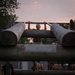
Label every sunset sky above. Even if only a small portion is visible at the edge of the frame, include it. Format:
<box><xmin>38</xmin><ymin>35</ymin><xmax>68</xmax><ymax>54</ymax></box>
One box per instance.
<box><xmin>15</xmin><ymin>0</ymin><xmax>75</xmax><ymax>23</ymax></box>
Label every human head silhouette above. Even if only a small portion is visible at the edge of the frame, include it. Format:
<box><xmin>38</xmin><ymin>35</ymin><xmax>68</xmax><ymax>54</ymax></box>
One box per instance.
<box><xmin>36</xmin><ymin>24</ymin><xmax>41</xmax><ymax>30</ymax></box>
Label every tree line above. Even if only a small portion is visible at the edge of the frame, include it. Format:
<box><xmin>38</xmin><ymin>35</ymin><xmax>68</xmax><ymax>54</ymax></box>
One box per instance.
<box><xmin>0</xmin><ymin>0</ymin><xmax>19</xmax><ymax>29</ymax></box>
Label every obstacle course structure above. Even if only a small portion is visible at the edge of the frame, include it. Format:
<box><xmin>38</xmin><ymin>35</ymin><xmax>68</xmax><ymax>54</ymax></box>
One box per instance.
<box><xmin>0</xmin><ymin>21</ymin><xmax>75</xmax><ymax>75</ymax></box>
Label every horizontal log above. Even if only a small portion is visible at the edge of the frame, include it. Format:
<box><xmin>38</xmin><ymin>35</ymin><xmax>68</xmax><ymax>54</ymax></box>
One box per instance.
<box><xmin>14</xmin><ymin>70</ymin><xmax>75</xmax><ymax>75</ymax></box>
<box><xmin>49</xmin><ymin>24</ymin><xmax>75</xmax><ymax>46</ymax></box>
<box><xmin>0</xmin><ymin>22</ymin><xmax>25</xmax><ymax>46</ymax></box>
<box><xmin>22</xmin><ymin>30</ymin><xmax>55</xmax><ymax>38</ymax></box>
<box><xmin>25</xmin><ymin>22</ymin><xmax>69</xmax><ymax>25</ymax></box>
<box><xmin>0</xmin><ymin>44</ymin><xmax>75</xmax><ymax>61</ymax></box>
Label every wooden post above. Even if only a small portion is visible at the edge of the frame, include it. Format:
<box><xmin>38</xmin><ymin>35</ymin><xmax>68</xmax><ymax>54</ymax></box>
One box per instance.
<box><xmin>44</xmin><ymin>22</ymin><xmax>47</xmax><ymax>30</ymax></box>
<box><xmin>28</xmin><ymin>21</ymin><xmax>30</xmax><ymax>30</ymax></box>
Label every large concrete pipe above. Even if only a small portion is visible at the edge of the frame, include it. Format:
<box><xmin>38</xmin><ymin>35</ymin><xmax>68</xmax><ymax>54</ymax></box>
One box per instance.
<box><xmin>0</xmin><ymin>44</ymin><xmax>75</xmax><ymax>61</ymax></box>
<box><xmin>47</xmin><ymin>23</ymin><xmax>75</xmax><ymax>46</ymax></box>
<box><xmin>0</xmin><ymin>22</ymin><xmax>25</xmax><ymax>46</ymax></box>
<box><xmin>22</xmin><ymin>30</ymin><xmax>55</xmax><ymax>38</ymax></box>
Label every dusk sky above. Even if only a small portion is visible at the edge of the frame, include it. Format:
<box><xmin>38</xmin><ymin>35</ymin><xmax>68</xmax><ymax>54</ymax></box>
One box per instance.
<box><xmin>15</xmin><ymin>0</ymin><xmax>75</xmax><ymax>23</ymax></box>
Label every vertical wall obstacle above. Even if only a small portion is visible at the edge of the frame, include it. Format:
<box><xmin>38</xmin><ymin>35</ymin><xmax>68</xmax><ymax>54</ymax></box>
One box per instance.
<box><xmin>0</xmin><ymin>22</ymin><xmax>25</xmax><ymax>46</ymax></box>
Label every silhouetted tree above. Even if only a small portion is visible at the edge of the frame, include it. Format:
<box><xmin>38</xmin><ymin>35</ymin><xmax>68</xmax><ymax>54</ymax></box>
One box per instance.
<box><xmin>0</xmin><ymin>0</ymin><xmax>19</xmax><ymax>29</ymax></box>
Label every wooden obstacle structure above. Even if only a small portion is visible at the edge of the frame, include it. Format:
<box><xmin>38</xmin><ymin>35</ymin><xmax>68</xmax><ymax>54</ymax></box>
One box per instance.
<box><xmin>22</xmin><ymin>30</ymin><xmax>55</xmax><ymax>38</ymax></box>
<box><xmin>0</xmin><ymin>44</ymin><xmax>75</xmax><ymax>61</ymax></box>
<box><xmin>14</xmin><ymin>70</ymin><xmax>75</xmax><ymax>75</ymax></box>
<box><xmin>0</xmin><ymin>21</ymin><xmax>75</xmax><ymax>75</ymax></box>
<box><xmin>0</xmin><ymin>22</ymin><xmax>75</xmax><ymax>46</ymax></box>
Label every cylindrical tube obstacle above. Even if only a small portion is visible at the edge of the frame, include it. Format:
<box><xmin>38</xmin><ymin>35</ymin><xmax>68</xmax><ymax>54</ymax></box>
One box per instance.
<box><xmin>0</xmin><ymin>22</ymin><xmax>25</xmax><ymax>46</ymax></box>
<box><xmin>48</xmin><ymin>23</ymin><xmax>75</xmax><ymax>46</ymax></box>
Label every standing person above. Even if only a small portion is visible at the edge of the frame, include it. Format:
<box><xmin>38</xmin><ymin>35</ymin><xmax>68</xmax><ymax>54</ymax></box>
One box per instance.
<box><xmin>28</xmin><ymin>22</ymin><xmax>46</xmax><ymax>70</ymax></box>
<box><xmin>28</xmin><ymin>23</ymin><xmax>47</xmax><ymax>44</ymax></box>
<box><xmin>63</xmin><ymin>62</ymin><xmax>69</xmax><ymax>71</ymax></box>
<box><xmin>2</xmin><ymin>62</ymin><xmax>14</xmax><ymax>75</ymax></box>
<box><xmin>58</xmin><ymin>64</ymin><xmax>63</xmax><ymax>70</ymax></box>
<box><xmin>36</xmin><ymin>24</ymin><xmax>41</xmax><ymax>30</ymax></box>
<box><xmin>70</xmin><ymin>19</ymin><xmax>74</xmax><ymax>30</ymax></box>
<box><xmin>31</xmin><ymin>61</ymin><xmax>44</xmax><ymax>71</ymax></box>
<box><xmin>36</xmin><ymin>61</ymin><xmax>44</xmax><ymax>70</ymax></box>
<box><xmin>33</xmin><ymin>24</ymin><xmax>42</xmax><ymax>44</ymax></box>
<box><xmin>31</xmin><ymin>62</ymin><xmax>37</xmax><ymax>71</ymax></box>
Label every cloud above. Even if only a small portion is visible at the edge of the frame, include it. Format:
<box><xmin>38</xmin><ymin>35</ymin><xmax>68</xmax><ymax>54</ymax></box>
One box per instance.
<box><xmin>16</xmin><ymin>0</ymin><xmax>75</xmax><ymax>23</ymax></box>
<box><xmin>30</xmin><ymin>0</ymin><xmax>43</xmax><ymax>9</ymax></box>
<box><xmin>47</xmin><ymin>16</ymin><xmax>75</xmax><ymax>23</ymax></box>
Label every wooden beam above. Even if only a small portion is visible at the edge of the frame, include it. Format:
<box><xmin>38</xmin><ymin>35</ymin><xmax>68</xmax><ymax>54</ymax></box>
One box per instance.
<box><xmin>25</xmin><ymin>22</ymin><xmax>69</xmax><ymax>25</ymax></box>
<box><xmin>22</xmin><ymin>30</ymin><xmax>55</xmax><ymax>38</ymax></box>
<box><xmin>14</xmin><ymin>70</ymin><xmax>75</xmax><ymax>75</ymax></box>
<box><xmin>0</xmin><ymin>44</ymin><xmax>75</xmax><ymax>61</ymax></box>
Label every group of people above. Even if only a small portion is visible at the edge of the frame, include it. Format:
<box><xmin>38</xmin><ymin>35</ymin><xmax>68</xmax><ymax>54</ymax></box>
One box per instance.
<box><xmin>31</xmin><ymin>62</ymin><xmax>75</xmax><ymax>71</ymax></box>
<box><xmin>29</xmin><ymin>23</ymin><xmax>75</xmax><ymax>71</ymax></box>
<box><xmin>50</xmin><ymin>63</ymin><xmax>75</xmax><ymax>71</ymax></box>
